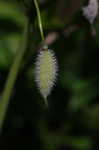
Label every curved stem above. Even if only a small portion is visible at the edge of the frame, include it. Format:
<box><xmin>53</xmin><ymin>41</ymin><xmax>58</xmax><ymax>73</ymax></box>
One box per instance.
<box><xmin>34</xmin><ymin>0</ymin><xmax>45</xmax><ymax>41</ymax></box>
<box><xmin>0</xmin><ymin>19</ymin><xmax>30</xmax><ymax>130</ymax></box>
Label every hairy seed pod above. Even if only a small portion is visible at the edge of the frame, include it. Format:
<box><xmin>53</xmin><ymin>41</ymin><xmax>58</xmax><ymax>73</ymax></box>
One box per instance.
<box><xmin>35</xmin><ymin>47</ymin><xmax>58</xmax><ymax>102</ymax></box>
<box><xmin>82</xmin><ymin>0</ymin><xmax>98</xmax><ymax>24</ymax></box>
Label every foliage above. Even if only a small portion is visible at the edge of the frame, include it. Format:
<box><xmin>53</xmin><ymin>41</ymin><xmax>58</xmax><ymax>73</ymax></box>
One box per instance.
<box><xmin>0</xmin><ymin>0</ymin><xmax>99</xmax><ymax>150</ymax></box>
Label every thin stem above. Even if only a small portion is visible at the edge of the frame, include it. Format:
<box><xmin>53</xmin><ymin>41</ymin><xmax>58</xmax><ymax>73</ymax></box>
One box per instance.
<box><xmin>0</xmin><ymin>19</ymin><xmax>30</xmax><ymax>130</ymax></box>
<box><xmin>44</xmin><ymin>97</ymin><xmax>48</xmax><ymax>108</ymax></box>
<box><xmin>34</xmin><ymin>0</ymin><xmax>45</xmax><ymax>41</ymax></box>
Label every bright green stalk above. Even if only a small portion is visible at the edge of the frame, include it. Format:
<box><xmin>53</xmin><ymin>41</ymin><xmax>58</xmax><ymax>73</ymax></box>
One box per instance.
<box><xmin>34</xmin><ymin>0</ymin><xmax>45</xmax><ymax>41</ymax></box>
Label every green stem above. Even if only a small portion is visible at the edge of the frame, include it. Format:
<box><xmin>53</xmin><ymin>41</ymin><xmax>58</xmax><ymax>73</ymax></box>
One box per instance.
<box><xmin>0</xmin><ymin>19</ymin><xmax>30</xmax><ymax>130</ymax></box>
<box><xmin>34</xmin><ymin>0</ymin><xmax>49</xmax><ymax>107</ymax></box>
<box><xmin>34</xmin><ymin>0</ymin><xmax>45</xmax><ymax>41</ymax></box>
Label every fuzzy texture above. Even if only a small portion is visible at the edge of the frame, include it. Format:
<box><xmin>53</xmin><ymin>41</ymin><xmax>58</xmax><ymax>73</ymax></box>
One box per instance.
<box><xmin>35</xmin><ymin>49</ymin><xmax>58</xmax><ymax>100</ymax></box>
<box><xmin>82</xmin><ymin>0</ymin><xmax>98</xmax><ymax>24</ymax></box>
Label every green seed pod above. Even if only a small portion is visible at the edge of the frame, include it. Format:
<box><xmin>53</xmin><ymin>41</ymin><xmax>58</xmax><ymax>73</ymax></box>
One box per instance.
<box><xmin>35</xmin><ymin>47</ymin><xmax>58</xmax><ymax>103</ymax></box>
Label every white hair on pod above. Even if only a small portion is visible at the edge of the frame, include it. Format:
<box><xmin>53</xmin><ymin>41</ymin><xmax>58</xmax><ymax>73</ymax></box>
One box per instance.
<box><xmin>82</xmin><ymin>0</ymin><xmax>98</xmax><ymax>24</ymax></box>
<box><xmin>35</xmin><ymin>47</ymin><xmax>58</xmax><ymax>101</ymax></box>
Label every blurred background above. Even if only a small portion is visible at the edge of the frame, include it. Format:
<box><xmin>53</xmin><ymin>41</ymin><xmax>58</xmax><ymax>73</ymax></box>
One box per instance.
<box><xmin>0</xmin><ymin>0</ymin><xmax>99</xmax><ymax>149</ymax></box>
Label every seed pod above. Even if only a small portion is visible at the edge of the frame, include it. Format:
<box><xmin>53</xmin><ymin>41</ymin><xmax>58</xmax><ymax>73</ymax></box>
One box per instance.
<box><xmin>35</xmin><ymin>46</ymin><xmax>58</xmax><ymax>104</ymax></box>
<box><xmin>82</xmin><ymin>0</ymin><xmax>98</xmax><ymax>24</ymax></box>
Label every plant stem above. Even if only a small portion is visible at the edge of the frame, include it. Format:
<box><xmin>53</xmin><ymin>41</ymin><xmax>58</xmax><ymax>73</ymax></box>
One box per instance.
<box><xmin>34</xmin><ymin>0</ymin><xmax>49</xmax><ymax>107</ymax></box>
<box><xmin>34</xmin><ymin>0</ymin><xmax>45</xmax><ymax>41</ymax></box>
<box><xmin>0</xmin><ymin>19</ymin><xmax>30</xmax><ymax>130</ymax></box>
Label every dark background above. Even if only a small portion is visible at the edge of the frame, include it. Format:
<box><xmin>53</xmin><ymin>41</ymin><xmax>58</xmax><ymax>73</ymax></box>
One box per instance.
<box><xmin>0</xmin><ymin>0</ymin><xmax>99</xmax><ymax>150</ymax></box>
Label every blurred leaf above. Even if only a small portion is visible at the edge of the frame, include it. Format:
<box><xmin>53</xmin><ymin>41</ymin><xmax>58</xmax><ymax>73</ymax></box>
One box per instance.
<box><xmin>0</xmin><ymin>1</ymin><xmax>25</xmax><ymax>27</ymax></box>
